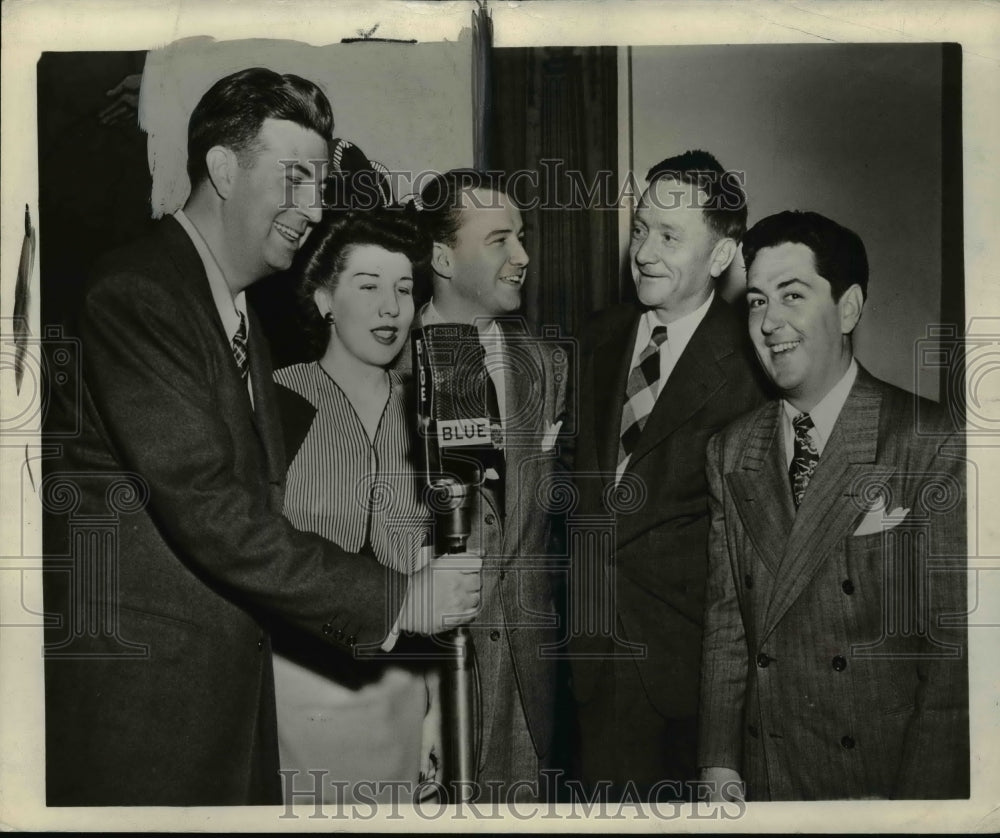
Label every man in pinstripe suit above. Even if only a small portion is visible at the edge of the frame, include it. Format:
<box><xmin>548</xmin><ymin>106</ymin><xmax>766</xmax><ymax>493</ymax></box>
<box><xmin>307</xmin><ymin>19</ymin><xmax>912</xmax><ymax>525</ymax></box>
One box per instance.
<box><xmin>698</xmin><ymin>210</ymin><xmax>968</xmax><ymax>800</ymax></box>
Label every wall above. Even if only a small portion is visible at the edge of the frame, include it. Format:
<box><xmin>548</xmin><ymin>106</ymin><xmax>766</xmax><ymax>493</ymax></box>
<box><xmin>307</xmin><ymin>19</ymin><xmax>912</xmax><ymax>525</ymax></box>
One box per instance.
<box><xmin>629</xmin><ymin>43</ymin><xmax>948</xmax><ymax>400</ymax></box>
<box><xmin>141</xmin><ymin>36</ymin><xmax>475</xmax><ymax>215</ymax></box>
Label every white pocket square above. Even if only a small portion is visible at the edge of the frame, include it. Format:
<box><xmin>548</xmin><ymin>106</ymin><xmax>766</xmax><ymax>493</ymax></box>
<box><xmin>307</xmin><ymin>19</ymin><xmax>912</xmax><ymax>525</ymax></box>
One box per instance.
<box><xmin>541</xmin><ymin>420</ymin><xmax>563</xmax><ymax>452</ymax></box>
<box><xmin>853</xmin><ymin>495</ymin><xmax>910</xmax><ymax>536</ymax></box>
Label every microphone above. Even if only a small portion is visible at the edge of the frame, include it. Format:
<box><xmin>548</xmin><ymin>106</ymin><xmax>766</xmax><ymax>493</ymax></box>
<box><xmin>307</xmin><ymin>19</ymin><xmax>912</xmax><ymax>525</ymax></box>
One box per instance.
<box><xmin>413</xmin><ymin>323</ymin><xmax>502</xmax><ymax>553</ymax></box>
<box><xmin>412</xmin><ymin>322</ymin><xmax>501</xmax><ymax>800</ymax></box>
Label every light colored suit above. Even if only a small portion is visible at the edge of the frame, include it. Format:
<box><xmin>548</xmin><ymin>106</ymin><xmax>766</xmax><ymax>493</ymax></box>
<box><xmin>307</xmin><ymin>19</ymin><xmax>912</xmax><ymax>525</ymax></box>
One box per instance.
<box><xmin>699</xmin><ymin>366</ymin><xmax>968</xmax><ymax>800</ymax></box>
<box><xmin>397</xmin><ymin>310</ymin><xmax>568</xmax><ymax>797</ymax></box>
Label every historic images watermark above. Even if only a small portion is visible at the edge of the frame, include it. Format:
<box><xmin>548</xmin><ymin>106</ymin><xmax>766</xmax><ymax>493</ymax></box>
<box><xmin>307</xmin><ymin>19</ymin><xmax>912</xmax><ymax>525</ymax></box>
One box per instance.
<box><xmin>278</xmin><ymin>769</ymin><xmax>748</xmax><ymax>821</ymax></box>
<box><xmin>279</xmin><ymin>161</ymin><xmax>749</xmax><ymax>214</ymax></box>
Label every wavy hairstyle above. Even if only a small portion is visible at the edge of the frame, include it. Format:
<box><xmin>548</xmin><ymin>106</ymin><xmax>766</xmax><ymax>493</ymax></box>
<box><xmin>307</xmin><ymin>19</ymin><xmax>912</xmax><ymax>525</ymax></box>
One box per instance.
<box><xmin>742</xmin><ymin>210</ymin><xmax>869</xmax><ymax>302</ymax></box>
<box><xmin>187</xmin><ymin>67</ymin><xmax>333</xmax><ymax>188</ymax></box>
<box><xmin>295</xmin><ymin>207</ymin><xmax>431</xmax><ymax>358</ymax></box>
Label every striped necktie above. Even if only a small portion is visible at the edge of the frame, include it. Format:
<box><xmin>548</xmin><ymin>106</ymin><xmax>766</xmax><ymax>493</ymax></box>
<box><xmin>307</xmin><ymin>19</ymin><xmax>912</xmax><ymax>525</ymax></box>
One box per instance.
<box><xmin>231</xmin><ymin>311</ymin><xmax>249</xmax><ymax>382</ymax></box>
<box><xmin>618</xmin><ymin>325</ymin><xmax>668</xmax><ymax>472</ymax></box>
<box><xmin>789</xmin><ymin>412</ymin><xmax>819</xmax><ymax>507</ymax></box>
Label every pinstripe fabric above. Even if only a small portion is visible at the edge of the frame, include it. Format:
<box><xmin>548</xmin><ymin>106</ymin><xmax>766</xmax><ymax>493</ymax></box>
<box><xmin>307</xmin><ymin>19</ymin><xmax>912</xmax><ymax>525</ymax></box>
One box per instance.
<box><xmin>274</xmin><ymin>363</ymin><xmax>430</xmax><ymax>573</ymax></box>
<box><xmin>271</xmin><ymin>362</ymin><xmax>432</xmax><ymax>804</ymax></box>
<box><xmin>699</xmin><ymin>369</ymin><xmax>969</xmax><ymax>800</ymax></box>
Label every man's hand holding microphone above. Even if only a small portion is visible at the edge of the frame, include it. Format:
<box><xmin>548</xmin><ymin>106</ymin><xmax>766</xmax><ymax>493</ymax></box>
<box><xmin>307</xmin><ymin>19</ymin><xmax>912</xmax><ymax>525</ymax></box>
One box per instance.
<box><xmin>396</xmin><ymin>546</ymin><xmax>483</xmax><ymax>636</ymax></box>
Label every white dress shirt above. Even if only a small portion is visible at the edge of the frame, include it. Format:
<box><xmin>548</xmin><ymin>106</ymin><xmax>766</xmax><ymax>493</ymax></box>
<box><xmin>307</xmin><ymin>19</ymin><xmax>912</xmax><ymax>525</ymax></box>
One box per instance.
<box><xmin>174</xmin><ymin>209</ymin><xmax>253</xmax><ymax>406</ymax></box>
<box><xmin>781</xmin><ymin>358</ymin><xmax>859</xmax><ymax>468</ymax></box>
<box><xmin>629</xmin><ymin>291</ymin><xmax>715</xmax><ymax>399</ymax></box>
<box><xmin>615</xmin><ymin>292</ymin><xmax>715</xmax><ymax>482</ymax></box>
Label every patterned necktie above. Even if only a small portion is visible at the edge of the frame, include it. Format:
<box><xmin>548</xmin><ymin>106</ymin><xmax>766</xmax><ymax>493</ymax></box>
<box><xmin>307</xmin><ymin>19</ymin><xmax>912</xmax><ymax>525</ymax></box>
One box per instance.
<box><xmin>789</xmin><ymin>412</ymin><xmax>819</xmax><ymax>507</ymax></box>
<box><xmin>618</xmin><ymin>325</ymin><xmax>668</xmax><ymax>470</ymax></box>
<box><xmin>232</xmin><ymin>311</ymin><xmax>249</xmax><ymax>382</ymax></box>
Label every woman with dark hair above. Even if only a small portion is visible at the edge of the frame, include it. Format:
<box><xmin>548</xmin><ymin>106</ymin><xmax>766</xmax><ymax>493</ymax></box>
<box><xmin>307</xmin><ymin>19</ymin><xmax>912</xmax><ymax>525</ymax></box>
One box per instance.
<box><xmin>270</xmin><ymin>206</ymin><xmax>438</xmax><ymax>804</ymax></box>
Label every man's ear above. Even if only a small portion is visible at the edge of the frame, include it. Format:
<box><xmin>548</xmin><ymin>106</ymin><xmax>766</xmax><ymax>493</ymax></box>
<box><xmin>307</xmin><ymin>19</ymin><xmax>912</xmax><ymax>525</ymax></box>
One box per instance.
<box><xmin>205</xmin><ymin>145</ymin><xmax>238</xmax><ymax>200</ymax></box>
<box><xmin>838</xmin><ymin>284</ymin><xmax>865</xmax><ymax>334</ymax></box>
<box><xmin>709</xmin><ymin>237</ymin><xmax>737</xmax><ymax>278</ymax></box>
<box><xmin>431</xmin><ymin>241</ymin><xmax>454</xmax><ymax>279</ymax></box>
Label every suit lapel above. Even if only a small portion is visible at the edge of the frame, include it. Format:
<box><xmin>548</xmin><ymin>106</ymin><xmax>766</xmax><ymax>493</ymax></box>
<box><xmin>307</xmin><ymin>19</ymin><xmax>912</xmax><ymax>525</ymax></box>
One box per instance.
<box><xmin>628</xmin><ymin>296</ymin><xmax>729</xmax><ymax>471</ymax></box>
<box><xmin>726</xmin><ymin>402</ymin><xmax>794</xmax><ymax>578</ymax></box>
<box><xmin>499</xmin><ymin>327</ymin><xmax>539</xmax><ymax>544</ymax></box>
<box><xmin>246</xmin><ymin>309</ymin><xmax>286</xmax><ymax>486</ymax></box>
<box><xmin>761</xmin><ymin>371</ymin><xmax>883</xmax><ymax>637</ymax></box>
<box><xmin>160</xmin><ymin>216</ymin><xmax>284</xmax><ymax>489</ymax></box>
<box><xmin>593</xmin><ymin>313</ymin><xmax>640</xmax><ymax>475</ymax></box>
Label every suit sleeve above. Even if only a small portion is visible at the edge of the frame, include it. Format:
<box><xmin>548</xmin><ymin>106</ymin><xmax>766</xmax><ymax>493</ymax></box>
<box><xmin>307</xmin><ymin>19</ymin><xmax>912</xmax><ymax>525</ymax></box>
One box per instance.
<box><xmin>79</xmin><ymin>270</ymin><xmax>406</xmax><ymax>650</ymax></box>
<box><xmin>698</xmin><ymin>430</ymin><xmax>748</xmax><ymax>771</ymax></box>
<box><xmin>893</xmin><ymin>434</ymin><xmax>969</xmax><ymax>799</ymax></box>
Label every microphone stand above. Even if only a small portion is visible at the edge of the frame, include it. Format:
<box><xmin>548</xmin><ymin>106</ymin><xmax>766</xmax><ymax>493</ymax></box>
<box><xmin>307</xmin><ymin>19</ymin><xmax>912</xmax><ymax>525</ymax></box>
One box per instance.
<box><xmin>429</xmin><ymin>473</ymin><xmax>479</xmax><ymax>804</ymax></box>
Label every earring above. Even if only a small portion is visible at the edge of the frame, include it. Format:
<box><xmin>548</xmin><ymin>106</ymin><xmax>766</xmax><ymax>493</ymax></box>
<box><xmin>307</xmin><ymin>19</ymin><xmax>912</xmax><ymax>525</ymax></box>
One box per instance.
<box><xmin>324</xmin><ymin>312</ymin><xmax>334</xmax><ymax>325</ymax></box>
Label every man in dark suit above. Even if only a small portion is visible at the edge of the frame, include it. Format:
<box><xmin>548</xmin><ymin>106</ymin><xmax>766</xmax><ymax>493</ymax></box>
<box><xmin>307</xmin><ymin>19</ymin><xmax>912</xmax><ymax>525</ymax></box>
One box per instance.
<box><xmin>42</xmin><ymin>68</ymin><xmax>481</xmax><ymax>806</ymax></box>
<box><xmin>567</xmin><ymin>151</ymin><xmax>766</xmax><ymax>799</ymax></box>
<box><xmin>699</xmin><ymin>210</ymin><xmax>968</xmax><ymax>800</ymax></box>
<box><xmin>397</xmin><ymin>170</ymin><xmax>568</xmax><ymax>801</ymax></box>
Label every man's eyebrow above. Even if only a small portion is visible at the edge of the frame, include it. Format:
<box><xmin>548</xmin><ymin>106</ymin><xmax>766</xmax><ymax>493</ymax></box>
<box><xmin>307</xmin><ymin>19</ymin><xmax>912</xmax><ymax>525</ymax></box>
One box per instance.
<box><xmin>776</xmin><ymin>277</ymin><xmax>808</xmax><ymax>290</ymax></box>
<box><xmin>485</xmin><ymin>227</ymin><xmax>515</xmax><ymax>238</ymax></box>
<box><xmin>746</xmin><ymin>277</ymin><xmax>808</xmax><ymax>295</ymax></box>
<box><xmin>283</xmin><ymin>161</ymin><xmax>315</xmax><ymax>178</ymax></box>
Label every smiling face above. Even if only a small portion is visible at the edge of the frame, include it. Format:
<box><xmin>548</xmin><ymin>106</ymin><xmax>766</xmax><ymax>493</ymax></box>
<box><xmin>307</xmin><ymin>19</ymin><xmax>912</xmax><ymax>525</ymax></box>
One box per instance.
<box><xmin>435</xmin><ymin>188</ymin><xmax>528</xmax><ymax>323</ymax></box>
<box><xmin>318</xmin><ymin>244</ymin><xmax>415</xmax><ymax>368</ymax></box>
<box><xmin>224</xmin><ymin>118</ymin><xmax>327</xmax><ymax>284</ymax></box>
<box><xmin>746</xmin><ymin>242</ymin><xmax>863</xmax><ymax>410</ymax></box>
<box><xmin>629</xmin><ymin>177</ymin><xmax>736</xmax><ymax>323</ymax></box>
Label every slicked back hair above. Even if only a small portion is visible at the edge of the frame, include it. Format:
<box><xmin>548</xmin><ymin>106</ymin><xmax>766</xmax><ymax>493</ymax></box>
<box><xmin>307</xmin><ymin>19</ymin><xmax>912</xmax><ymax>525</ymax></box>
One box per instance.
<box><xmin>187</xmin><ymin>67</ymin><xmax>333</xmax><ymax>188</ymax></box>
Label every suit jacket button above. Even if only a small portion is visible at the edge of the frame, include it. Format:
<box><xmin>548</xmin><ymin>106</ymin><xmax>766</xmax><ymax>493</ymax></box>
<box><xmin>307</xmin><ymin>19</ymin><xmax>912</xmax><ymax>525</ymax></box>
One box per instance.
<box><xmin>842</xmin><ymin>579</ymin><xmax>855</xmax><ymax>595</ymax></box>
<box><xmin>334</xmin><ymin>628</ymin><xmax>345</xmax><ymax>641</ymax></box>
<box><xmin>841</xmin><ymin>735</ymin><xmax>856</xmax><ymax>749</ymax></box>
<box><xmin>322</xmin><ymin>623</ymin><xmax>333</xmax><ymax>635</ymax></box>
<box><xmin>744</xmin><ymin>574</ymin><xmax>754</xmax><ymax>589</ymax></box>
<box><xmin>747</xmin><ymin>724</ymin><xmax>759</xmax><ymax>738</ymax></box>
<box><xmin>832</xmin><ymin>655</ymin><xmax>847</xmax><ymax>672</ymax></box>
<box><xmin>490</xmin><ymin>630</ymin><xmax>501</xmax><ymax>641</ymax></box>
<box><xmin>257</xmin><ymin>637</ymin><xmax>264</xmax><ymax>650</ymax></box>
<box><xmin>485</xmin><ymin>513</ymin><xmax>496</xmax><ymax>526</ymax></box>
<box><xmin>347</xmin><ymin>635</ymin><xmax>356</xmax><ymax>647</ymax></box>
<box><xmin>756</xmin><ymin>653</ymin><xmax>771</xmax><ymax>668</ymax></box>
<box><xmin>499</xmin><ymin>570</ymin><xmax>506</xmax><ymax>581</ymax></box>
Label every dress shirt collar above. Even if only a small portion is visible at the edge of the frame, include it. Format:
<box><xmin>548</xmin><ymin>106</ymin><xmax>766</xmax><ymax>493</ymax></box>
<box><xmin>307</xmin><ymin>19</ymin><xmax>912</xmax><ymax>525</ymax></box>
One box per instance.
<box><xmin>421</xmin><ymin>299</ymin><xmax>502</xmax><ymax>340</ymax></box>
<box><xmin>174</xmin><ymin>209</ymin><xmax>247</xmax><ymax>342</ymax></box>
<box><xmin>781</xmin><ymin>358</ymin><xmax>859</xmax><ymax>459</ymax></box>
<box><xmin>633</xmin><ymin>290</ymin><xmax>714</xmax><ymax>367</ymax></box>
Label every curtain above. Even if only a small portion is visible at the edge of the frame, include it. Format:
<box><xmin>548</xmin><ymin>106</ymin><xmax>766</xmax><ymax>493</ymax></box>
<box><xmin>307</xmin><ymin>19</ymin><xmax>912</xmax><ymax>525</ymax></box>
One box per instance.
<box><xmin>490</xmin><ymin>47</ymin><xmax>620</xmax><ymax>338</ymax></box>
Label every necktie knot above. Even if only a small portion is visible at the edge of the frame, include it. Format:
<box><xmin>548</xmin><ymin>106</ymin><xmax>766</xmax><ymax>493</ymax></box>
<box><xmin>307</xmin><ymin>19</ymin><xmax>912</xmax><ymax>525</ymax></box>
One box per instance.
<box><xmin>792</xmin><ymin>411</ymin><xmax>814</xmax><ymax>437</ymax></box>
<box><xmin>649</xmin><ymin>325</ymin><xmax>668</xmax><ymax>350</ymax></box>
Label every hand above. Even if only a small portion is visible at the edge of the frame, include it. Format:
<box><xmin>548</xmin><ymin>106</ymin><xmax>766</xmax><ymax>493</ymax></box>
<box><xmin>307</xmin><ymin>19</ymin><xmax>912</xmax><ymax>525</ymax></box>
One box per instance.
<box><xmin>699</xmin><ymin>766</ymin><xmax>745</xmax><ymax>802</ymax></box>
<box><xmin>98</xmin><ymin>73</ymin><xmax>142</xmax><ymax>126</ymax></box>
<box><xmin>398</xmin><ymin>551</ymin><xmax>482</xmax><ymax>635</ymax></box>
